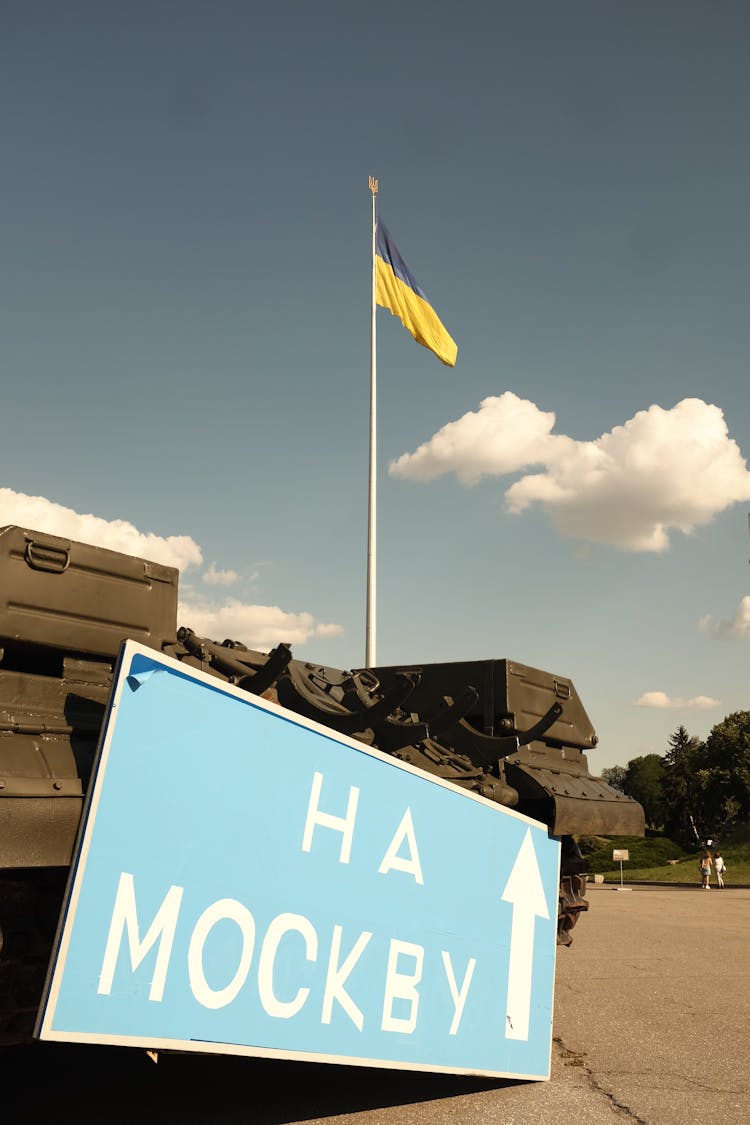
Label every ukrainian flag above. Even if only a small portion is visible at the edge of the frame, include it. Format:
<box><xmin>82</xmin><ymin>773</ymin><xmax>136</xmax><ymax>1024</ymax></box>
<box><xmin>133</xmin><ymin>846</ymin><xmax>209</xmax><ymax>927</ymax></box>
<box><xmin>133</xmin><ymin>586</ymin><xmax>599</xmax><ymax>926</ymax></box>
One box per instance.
<box><xmin>375</xmin><ymin>220</ymin><xmax>457</xmax><ymax>367</ymax></box>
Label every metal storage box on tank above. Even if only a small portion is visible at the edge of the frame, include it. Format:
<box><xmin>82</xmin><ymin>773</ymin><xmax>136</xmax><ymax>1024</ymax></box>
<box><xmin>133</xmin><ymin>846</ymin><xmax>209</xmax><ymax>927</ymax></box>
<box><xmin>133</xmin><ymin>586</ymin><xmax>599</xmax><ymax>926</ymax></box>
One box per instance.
<box><xmin>499</xmin><ymin>660</ymin><xmax>597</xmax><ymax>750</ymax></box>
<box><xmin>370</xmin><ymin>657</ymin><xmax>596</xmax><ymax>749</ymax></box>
<box><xmin>0</xmin><ymin>526</ymin><xmax>178</xmax><ymax>658</ymax></box>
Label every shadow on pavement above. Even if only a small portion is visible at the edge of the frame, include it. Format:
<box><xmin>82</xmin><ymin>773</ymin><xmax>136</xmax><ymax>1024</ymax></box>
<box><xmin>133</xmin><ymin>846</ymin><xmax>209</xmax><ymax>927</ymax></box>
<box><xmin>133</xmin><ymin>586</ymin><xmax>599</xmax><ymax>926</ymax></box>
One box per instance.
<box><xmin>5</xmin><ymin>1042</ymin><xmax>520</xmax><ymax>1123</ymax></box>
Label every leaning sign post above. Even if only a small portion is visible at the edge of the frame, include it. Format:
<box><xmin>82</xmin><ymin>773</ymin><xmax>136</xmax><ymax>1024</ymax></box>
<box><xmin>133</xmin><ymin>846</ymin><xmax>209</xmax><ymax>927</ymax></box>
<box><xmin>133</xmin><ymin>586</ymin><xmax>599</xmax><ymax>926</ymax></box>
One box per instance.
<box><xmin>37</xmin><ymin>642</ymin><xmax>560</xmax><ymax>1080</ymax></box>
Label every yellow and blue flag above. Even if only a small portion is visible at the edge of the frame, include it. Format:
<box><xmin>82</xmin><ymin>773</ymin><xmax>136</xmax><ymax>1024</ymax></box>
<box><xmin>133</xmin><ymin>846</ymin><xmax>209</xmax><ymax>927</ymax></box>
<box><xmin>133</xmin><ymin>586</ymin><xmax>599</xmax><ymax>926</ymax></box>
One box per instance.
<box><xmin>375</xmin><ymin>220</ymin><xmax>457</xmax><ymax>367</ymax></box>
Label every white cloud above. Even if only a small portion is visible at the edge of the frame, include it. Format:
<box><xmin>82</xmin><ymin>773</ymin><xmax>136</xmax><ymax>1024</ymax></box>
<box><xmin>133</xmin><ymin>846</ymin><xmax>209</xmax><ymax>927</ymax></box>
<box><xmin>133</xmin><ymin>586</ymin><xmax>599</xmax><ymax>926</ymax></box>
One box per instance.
<box><xmin>0</xmin><ymin>487</ymin><xmax>202</xmax><ymax>571</ymax></box>
<box><xmin>699</xmin><ymin>596</ymin><xmax>750</xmax><ymax>640</ymax></box>
<box><xmin>314</xmin><ymin>622</ymin><xmax>346</xmax><ymax>637</ymax></box>
<box><xmin>178</xmin><ymin>597</ymin><xmax>343</xmax><ymax>650</ymax></box>
<box><xmin>389</xmin><ymin>393</ymin><xmax>558</xmax><ymax>485</ymax></box>
<box><xmin>634</xmin><ymin>691</ymin><xmax>721</xmax><ymax>710</ymax></box>
<box><xmin>1</xmin><ymin>486</ymin><xmax>343</xmax><ymax>652</ymax></box>
<box><xmin>202</xmin><ymin>562</ymin><xmax>240</xmax><ymax>587</ymax></box>
<box><xmin>390</xmin><ymin>395</ymin><xmax>750</xmax><ymax>552</ymax></box>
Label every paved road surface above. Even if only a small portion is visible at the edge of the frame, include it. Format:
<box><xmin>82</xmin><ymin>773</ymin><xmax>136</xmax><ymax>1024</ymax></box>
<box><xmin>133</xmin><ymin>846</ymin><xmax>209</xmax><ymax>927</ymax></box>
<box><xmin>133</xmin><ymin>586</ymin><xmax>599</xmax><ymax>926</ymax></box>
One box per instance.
<box><xmin>551</xmin><ymin>883</ymin><xmax>750</xmax><ymax>1124</ymax></box>
<box><xmin>6</xmin><ymin>885</ymin><xmax>749</xmax><ymax>1123</ymax></box>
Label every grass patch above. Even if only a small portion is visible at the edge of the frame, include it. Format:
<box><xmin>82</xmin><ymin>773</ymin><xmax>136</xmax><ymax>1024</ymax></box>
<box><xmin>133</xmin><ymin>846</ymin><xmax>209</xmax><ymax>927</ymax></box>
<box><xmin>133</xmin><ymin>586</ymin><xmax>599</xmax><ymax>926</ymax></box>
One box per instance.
<box><xmin>578</xmin><ymin>824</ymin><xmax>750</xmax><ymax>885</ymax></box>
<box><xmin>576</xmin><ymin>832</ymin><xmax>689</xmax><ymax>873</ymax></box>
<box><xmin>601</xmin><ymin>859</ymin><xmax>750</xmax><ymax>885</ymax></box>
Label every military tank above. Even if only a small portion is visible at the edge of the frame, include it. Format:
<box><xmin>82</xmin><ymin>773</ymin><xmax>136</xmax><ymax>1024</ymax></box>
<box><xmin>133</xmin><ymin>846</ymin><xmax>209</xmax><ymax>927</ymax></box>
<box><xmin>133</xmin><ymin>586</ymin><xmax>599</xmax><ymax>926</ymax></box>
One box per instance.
<box><xmin>0</xmin><ymin>525</ymin><xmax>644</xmax><ymax>1044</ymax></box>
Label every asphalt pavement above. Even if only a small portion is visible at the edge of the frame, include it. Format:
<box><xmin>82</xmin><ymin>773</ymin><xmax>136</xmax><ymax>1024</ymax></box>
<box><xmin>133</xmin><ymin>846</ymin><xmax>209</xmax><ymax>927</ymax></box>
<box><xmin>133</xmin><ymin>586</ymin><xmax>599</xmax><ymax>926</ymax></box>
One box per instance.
<box><xmin>549</xmin><ymin>882</ymin><xmax>750</xmax><ymax>1125</ymax></box>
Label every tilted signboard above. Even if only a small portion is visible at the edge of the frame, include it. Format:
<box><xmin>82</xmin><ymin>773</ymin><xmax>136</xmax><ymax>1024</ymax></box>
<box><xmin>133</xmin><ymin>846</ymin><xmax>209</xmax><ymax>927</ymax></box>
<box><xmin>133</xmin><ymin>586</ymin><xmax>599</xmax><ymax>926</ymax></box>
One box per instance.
<box><xmin>37</xmin><ymin>643</ymin><xmax>560</xmax><ymax>1079</ymax></box>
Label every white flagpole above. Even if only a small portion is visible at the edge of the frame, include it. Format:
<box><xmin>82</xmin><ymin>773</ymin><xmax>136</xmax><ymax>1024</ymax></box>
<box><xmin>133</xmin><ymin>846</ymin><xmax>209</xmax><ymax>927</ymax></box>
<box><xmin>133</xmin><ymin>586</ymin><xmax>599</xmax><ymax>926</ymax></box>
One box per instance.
<box><xmin>366</xmin><ymin>176</ymin><xmax>378</xmax><ymax>667</ymax></box>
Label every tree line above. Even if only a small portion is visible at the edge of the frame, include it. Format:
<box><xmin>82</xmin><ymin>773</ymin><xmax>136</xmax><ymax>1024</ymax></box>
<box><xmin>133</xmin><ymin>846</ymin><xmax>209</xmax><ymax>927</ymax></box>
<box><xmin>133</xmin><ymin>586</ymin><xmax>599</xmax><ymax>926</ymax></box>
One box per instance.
<box><xmin>601</xmin><ymin>711</ymin><xmax>750</xmax><ymax>845</ymax></box>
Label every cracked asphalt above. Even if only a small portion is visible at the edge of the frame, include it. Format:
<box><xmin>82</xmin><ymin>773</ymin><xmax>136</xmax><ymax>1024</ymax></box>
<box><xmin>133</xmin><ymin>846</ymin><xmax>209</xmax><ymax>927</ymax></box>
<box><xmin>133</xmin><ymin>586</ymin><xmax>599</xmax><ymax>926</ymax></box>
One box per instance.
<box><xmin>548</xmin><ymin>883</ymin><xmax>750</xmax><ymax>1125</ymax></box>
<box><xmin>6</xmin><ymin>885</ymin><xmax>748</xmax><ymax>1123</ymax></box>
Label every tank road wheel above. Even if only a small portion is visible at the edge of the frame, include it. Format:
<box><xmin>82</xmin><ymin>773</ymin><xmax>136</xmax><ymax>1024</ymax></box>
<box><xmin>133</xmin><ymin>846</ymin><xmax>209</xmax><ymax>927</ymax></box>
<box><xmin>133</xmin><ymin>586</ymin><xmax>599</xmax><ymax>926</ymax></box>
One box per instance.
<box><xmin>557</xmin><ymin>873</ymin><xmax>589</xmax><ymax>946</ymax></box>
<box><xmin>556</xmin><ymin>835</ymin><xmax>589</xmax><ymax>945</ymax></box>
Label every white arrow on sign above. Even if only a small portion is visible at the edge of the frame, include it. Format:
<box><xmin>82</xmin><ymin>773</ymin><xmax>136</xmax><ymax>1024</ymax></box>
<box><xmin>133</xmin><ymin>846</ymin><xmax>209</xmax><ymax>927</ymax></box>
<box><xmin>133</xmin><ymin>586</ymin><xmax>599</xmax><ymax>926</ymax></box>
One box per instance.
<box><xmin>501</xmin><ymin>827</ymin><xmax>550</xmax><ymax>1041</ymax></box>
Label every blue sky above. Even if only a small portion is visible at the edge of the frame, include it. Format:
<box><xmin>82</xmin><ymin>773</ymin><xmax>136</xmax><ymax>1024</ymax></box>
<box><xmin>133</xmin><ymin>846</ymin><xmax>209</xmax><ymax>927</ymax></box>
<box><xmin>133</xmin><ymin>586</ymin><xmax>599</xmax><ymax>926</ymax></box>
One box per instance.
<box><xmin>2</xmin><ymin>1</ymin><xmax>749</xmax><ymax>771</ymax></box>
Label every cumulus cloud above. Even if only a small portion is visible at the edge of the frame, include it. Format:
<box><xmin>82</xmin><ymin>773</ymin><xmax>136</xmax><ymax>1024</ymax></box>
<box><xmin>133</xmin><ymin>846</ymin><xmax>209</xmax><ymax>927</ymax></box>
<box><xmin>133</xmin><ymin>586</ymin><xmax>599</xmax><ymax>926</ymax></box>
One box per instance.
<box><xmin>389</xmin><ymin>393</ymin><xmax>558</xmax><ymax>485</ymax></box>
<box><xmin>1</xmin><ymin>486</ymin><xmax>344</xmax><ymax>651</ymax></box>
<box><xmin>390</xmin><ymin>394</ymin><xmax>750</xmax><ymax>552</ymax></box>
<box><xmin>178</xmin><ymin>598</ymin><xmax>343</xmax><ymax>650</ymax></box>
<box><xmin>699</xmin><ymin>596</ymin><xmax>750</xmax><ymax>639</ymax></box>
<box><xmin>634</xmin><ymin>691</ymin><xmax>721</xmax><ymax>710</ymax></box>
<box><xmin>315</xmin><ymin>622</ymin><xmax>346</xmax><ymax>637</ymax></box>
<box><xmin>0</xmin><ymin>487</ymin><xmax>202</xmax><ymax>571</ymax></box>
<box><xmin>202</xmin><ymin>562</ymin><xmax>240</xmax><ymax>587</ymax></box>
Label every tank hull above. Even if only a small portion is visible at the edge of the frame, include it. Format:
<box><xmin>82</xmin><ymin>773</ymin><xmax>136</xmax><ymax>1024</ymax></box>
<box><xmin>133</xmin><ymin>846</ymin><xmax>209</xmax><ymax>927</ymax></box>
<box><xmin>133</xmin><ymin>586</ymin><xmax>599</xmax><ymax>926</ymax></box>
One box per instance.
<box><xmin>0</xmin><ymin>526</ymin><xmax>644</xmax><ymax>1043</ymax></box>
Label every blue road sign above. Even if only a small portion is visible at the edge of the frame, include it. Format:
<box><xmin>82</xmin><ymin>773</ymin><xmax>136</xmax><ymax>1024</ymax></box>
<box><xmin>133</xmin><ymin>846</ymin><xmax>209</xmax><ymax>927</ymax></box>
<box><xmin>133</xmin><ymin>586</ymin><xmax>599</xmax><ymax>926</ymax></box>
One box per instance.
<box><xmin>37</xmin><ymin>642</ymin><xmax>560</xmax><ymax>1079</ymax></box>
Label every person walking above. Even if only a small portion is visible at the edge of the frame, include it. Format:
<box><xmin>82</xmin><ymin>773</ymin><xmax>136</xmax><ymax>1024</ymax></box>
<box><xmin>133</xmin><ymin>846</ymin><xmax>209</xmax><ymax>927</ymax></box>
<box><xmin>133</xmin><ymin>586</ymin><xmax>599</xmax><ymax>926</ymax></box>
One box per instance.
<box><xmin>699</xmin><ymin>849</ymin><xmax>712</xmax><ymax>890</ymax></box>
<box><xmin>714</xmin><ymin>850</ymin><xmax>726</xmax><ymax>888</ymax></box>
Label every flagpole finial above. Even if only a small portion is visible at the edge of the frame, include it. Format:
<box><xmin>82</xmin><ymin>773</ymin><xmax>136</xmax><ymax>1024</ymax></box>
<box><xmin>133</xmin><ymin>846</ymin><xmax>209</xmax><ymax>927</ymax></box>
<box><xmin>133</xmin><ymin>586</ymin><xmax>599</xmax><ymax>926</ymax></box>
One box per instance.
<box><xmin>369</xmin><ymin>176</ymin><xmax>379</xmax><ymax>195</ymax></box>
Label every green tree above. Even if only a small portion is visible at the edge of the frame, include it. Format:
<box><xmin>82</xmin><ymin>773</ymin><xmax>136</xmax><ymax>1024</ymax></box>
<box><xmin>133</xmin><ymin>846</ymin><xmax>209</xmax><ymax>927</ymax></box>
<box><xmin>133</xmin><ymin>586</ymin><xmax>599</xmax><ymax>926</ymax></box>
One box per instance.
<box><xmin>662</xmin><ymin>725</ymin><xmax>705</xmax><ymax>844</ymax></box>
<box><xmin>700</xmin><ymin>711</ymin><xmax>750</xmax><ymax>830</ymax></box>
<box><xmin>601</xmin><ymin>765</ymin><xmax>627</xmax><ymax>793</ymax></box>
<box><xmin>622</xmin><ymin>754</ymin><xmax>667</xmax><ymax>829</ymax></box>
